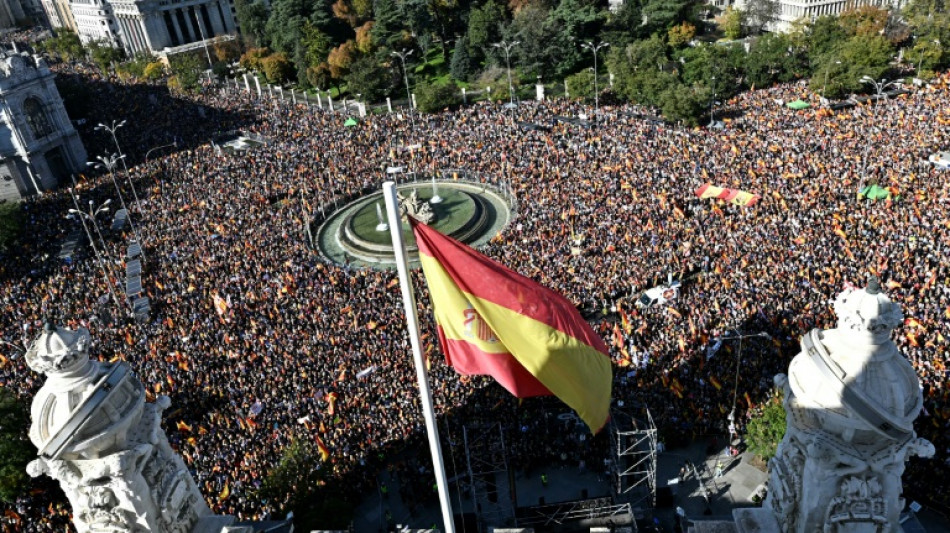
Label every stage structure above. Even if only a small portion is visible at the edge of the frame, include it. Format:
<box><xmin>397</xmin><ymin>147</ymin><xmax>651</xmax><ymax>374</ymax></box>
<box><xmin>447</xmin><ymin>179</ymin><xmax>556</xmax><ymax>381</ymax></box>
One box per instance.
<box><xmin>463</xmin><ymin>422</ymin><xmax>516</xmax><ymax>531</ymax></box>
<box><xmin>515</xmin><ymin>497</ymin><xmax>635</xmax><ymax>531</ymax></box>
<box><xmin>610</xmin><ymin>407</ymin><xmax>658</xmax><ymax>511</ymax></box>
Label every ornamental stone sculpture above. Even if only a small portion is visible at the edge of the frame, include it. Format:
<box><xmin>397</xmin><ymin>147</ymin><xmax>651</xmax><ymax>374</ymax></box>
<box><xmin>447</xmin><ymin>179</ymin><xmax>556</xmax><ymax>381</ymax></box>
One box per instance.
<box><xmin>25</xmin><ymin>320</ymin><xmax>255</xmax><ymax>533</ymax></box>
<box><xmin>764</xmin><ymin>278</ymin><xmax>934</xmax><ymax>533</ymax></box>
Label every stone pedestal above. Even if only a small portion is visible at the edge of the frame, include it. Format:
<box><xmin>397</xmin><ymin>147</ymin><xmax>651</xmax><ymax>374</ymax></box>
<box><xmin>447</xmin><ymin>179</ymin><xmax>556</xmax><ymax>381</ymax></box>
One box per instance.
<box><xmin>24</xmin><ymin>321</ymin><xmax>260</xmax><ymax>533</ymax></box>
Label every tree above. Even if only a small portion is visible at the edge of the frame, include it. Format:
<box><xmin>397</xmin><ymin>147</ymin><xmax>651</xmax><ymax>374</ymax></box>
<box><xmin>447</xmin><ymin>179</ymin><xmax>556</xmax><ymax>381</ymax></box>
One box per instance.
<box><xmin>543</xmin><ymin>0</ymin><xmax>602</xmax><ymax>78</ymax></box>
<box><xmin>838</xmin><ymin>6</ymin><xmax>890</xmax><ymax>38</ymax></box>
<box><xmin>258</xmin><ymin>440</ymin><xmax>355</xmax><ymax>530</ymax></box>
<box><xmin>0</xmin><ymin>387</ymin><xmax>32</xmax><ymax>502</ymax></box>
<box><xmin>601</xmin><ymin>0</ymin><xmax>645</xmax><ymax>48</ymax></box>
<box><xmin>41</xmin><ymin>30</ymin><xmax>84</xmax><ymax>61</ymax></box>
<box><xmin>168</xmin><ymin>52</ymin><xmax>205</xmax><ymax>92</ymax></box>
<box><xmin>213</xmin><ymin>40</ymin><xmax>242</xmax><ymax>63</ymax></box>
<box><xmin>668</xmin><ymin>21</ymin><xmax>696</xmax><ymax>48</ymax></box>
<box><xmin>0</xmin><ymin>202</ymin><xmax>22</xmax><ymax>251</ymax></box>
<box><xmin>657</xmin><ymin>82</ymin><xmax>709</xmax><ymax>126</ymax></box>
<box><xmin>234</xmin><ymin>0</ymin><xmax>270</xmax><ymax>47</ymax></box>
<box><xmin>806</xmin><ymin>16</ymin><xmax>848</xmax><ymax>62</ymax></box>
<box><xmin>467</xmin><ymin>0</ymin><xmax>507</xmax><ymax>60</ymax></box>
<box><xmin>503</xmin><ymin>3</ymin><xmax>553</xmax><ymax>75</ymax></box>
<box><xmin>143</xmin><ymin>61</ymin><xmax>165</xmax><ymax>80</ymax></box>
<box><xmin>415</xmin><ymin>81</ymin><xmax>461</xmax><ymax>111</ymax></box>
<box><xmin>327</xmin><ymin>40</ymin><xmax>357</xmax><ymax>81</ymax></box>
<box><xmin>834</xmin><ymin>34</ymin><xmax>895</xmax><ymax>93</ymax></box>
<box><xmin>87</xmin><ymin>40</ymin><xmax>125</xmax><ymax>71</ymax></box>
<box><xmin>745</xmin><ymin>390</ymin><xmax>787</xmax><ymax>462</ymax></box>
<box><xmin>450</xmin><ymin>33</ymin><xmax>476</xmax><ymax>81</ymax></box>
<box><xmin>565</xmin><ymin>69</ymin><xmax>594</xmax><ymax>101</ymax></box>
<box><xmin>241</xmin><ymin>47</ymin><xmax>272</xmax><ymax>72</ymax></box>
<box><xmin>743</xmin><ymin>0</ymin><xmax>779</xmax><ymax>34</ymax></box>
<box><xmin>744</xmin><ymin>33</ymin><xmax>805</xmax><ymax>88</ymax></box>
<box><xmin>261</xmin><ymin>52</ymin><xmax>294</xmax><ymax>83</ymax></box>
<box><xmin>371</xmin><ymin>0</ymin><xmax>408</xmax><ymax>51</ymax></box>
<box><xmin>718</xmin><ymin>7</ymin><xmax>744</xmax><ymax>40</ymax></box>
<box><xmin>639</xmin><ymin>0</ymin><xmax>694</xmax><ymax>39</ymax></box>
<box><xmin>345</xmin><ymin>55</ymin><xmax>391</xmax><ymax>102</ymax></box>
<box><xmin>301</xmin><ymin>21</ymin><xmax>332</xmax><ymax>69</ymax></box>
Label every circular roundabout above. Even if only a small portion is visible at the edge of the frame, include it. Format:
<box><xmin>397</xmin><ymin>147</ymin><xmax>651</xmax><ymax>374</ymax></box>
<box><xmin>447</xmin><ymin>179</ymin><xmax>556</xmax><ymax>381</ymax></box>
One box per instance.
<box><xmin>315</xmin><ymin>180</ymin><xmax>515</xmax><ymax>269</ymax></box>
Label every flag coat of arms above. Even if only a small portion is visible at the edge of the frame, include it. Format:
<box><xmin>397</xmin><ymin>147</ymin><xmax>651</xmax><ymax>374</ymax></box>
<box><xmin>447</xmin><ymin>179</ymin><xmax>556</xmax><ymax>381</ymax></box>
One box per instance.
<box><xmin>412</xmin><ymin>219</ymin><xmax>612</xmax><ymax>433</ymax></box>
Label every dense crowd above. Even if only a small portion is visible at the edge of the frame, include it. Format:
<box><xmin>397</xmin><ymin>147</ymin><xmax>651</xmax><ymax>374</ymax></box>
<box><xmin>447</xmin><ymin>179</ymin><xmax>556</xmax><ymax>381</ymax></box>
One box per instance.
<box><xmin>1</xmin><ymin>57</ymin><xmax>949</xmax><ymax>531</ymax></box>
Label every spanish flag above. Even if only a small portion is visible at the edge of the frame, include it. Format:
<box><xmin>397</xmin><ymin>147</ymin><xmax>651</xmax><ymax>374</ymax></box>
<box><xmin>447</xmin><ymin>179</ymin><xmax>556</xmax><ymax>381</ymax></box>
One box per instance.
<box><xmin>412</xmin><ymin>220</ymin><xmax>612</xmax><ymax>433</ymax></box>
<box><xmin>315</xmin><ymin>435</ymin><xmax>330</xmax><ymax>461</ymax></box>
<box><xmin>218</xmin><ymin>483</ymin><xmax>230</xmax><ymax>501</ymax></box>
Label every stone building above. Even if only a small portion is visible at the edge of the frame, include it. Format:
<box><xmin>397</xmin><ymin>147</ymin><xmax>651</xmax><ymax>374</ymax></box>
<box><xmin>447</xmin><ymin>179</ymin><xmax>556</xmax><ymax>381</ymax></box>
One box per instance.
<box><xmin>40</xmin><ymin>0</ymin><xmax>78</xmax><ymax>31</ymax></box>
<box><xmin>25</xmin><ymin>319</ymin><xmax>294</xmax><ymax>533</ymax></box>
<box><xmin>0</xmin><ymin>49</ymin><xmax>86</xmax><ymax>201</ymax></box>
<box><xmin>64</xmin><ymin>0</ymin><xmax>237</xmax><ymax>57</ymax></box>
<box><xmin>690</xmin><ymin>278</ymin><xmax>934</xmax><ymax>533</ymax></box>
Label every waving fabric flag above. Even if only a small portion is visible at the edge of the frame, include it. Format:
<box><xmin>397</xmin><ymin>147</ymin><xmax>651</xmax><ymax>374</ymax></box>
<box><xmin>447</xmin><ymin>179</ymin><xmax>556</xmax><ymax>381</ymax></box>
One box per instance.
<box><xmin>694</xmin><ymin>183</ymin><xmax>761</xmax><ymax>206</ymax></box>
<box><xmin>412</xmin><ymin>219</ymin><xmax>613</xmax><ymax>433</ymax></box>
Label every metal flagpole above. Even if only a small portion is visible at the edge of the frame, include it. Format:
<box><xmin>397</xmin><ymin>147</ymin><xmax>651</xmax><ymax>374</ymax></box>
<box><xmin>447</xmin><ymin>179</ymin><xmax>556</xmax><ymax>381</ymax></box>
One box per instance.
<box><xmin>382</xmin><ymin>181</ymin><xmax>456</xmax><ymax>533</ymax></box>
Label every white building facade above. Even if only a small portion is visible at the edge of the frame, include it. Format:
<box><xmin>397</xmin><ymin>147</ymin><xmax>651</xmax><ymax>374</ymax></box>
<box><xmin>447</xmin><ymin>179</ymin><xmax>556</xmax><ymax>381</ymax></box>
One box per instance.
<box><xmin>66</xmin><ymin>0</ymin><xmax>237</xmax><ymax>57</ymax></box>
<box><xmin>0</xmin><ymin>50</ymin><xmax>86</xmax><ymax>201</ymax></box>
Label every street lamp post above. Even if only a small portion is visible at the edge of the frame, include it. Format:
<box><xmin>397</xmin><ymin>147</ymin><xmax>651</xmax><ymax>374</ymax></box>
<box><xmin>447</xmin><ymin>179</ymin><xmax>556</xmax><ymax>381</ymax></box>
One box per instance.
<box><xmin>916</xmin><ymin>40</ymin><xmax>941</xmax><ymax>77</ymax></box>
<box><xmin>145</xmin><ymin>141</ymin><xmax>178</xmax><ymax>196</ymax></box>
<box><xmin>860</xmin><ymin>76</ymin><xmax>904</xmax><ymax>108</ymax></box>
<box><xmin>859</xmin><ymin>76</ymin><xmax>903</xmax><ymax>177</ymax></box>
<box><xmin>391</xmin><ymin>49</ymin><xmax>416</xmax><ymax>132</ymax></box>
<box><xmin>712</xmin><ymin>331</ymin><xmax>771</xmax><ymax>435</ymax></box>
<box><xmin>90</xmin><ymin>154</ymin><xmax>142</xmax><ymax>250</ymax></box>
<box><xmin>822</xmin><ymin>60</ymin><xmax>842</xmax><ymax>99</ymax></box>
<box><xmin>66</xmin><ymin>190</ymin><xmax>122</xmax><ymax>311</ymax></box>
<box><xmin>145</xmin><ymin>141</ymin><xmax>178</xmax><ymax>167</ymax></box>
<box><xmin>96</xmin><ymin>120</ymin><xmax>142</xmax><ymax>209</ymax></box>
<box><xmin>492</xmin><ymin>40</ymin><xmax>521</xmax><ymax>107</ymax></box>
<box><xmin>580</xmin><ymin>41</ymin><xmax>609</xmax><ymax>121</ymax></box>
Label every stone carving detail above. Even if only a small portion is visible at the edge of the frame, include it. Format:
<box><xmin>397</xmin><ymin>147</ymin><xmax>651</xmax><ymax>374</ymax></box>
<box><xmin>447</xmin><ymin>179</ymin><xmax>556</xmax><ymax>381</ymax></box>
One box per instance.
<box><xmin>764</xmin><ymin>278</ymin><xmax>934</xmax><ymax>533</ymax></box>
<box><xmin>24</xmin><ymin>320</ymin><xmax>256</xmax><ymax>533</ymax></box>
<box><xmin>398</xmin><ymin>188</ymin><xmax>435</xmax><ymax>224</ymax></box>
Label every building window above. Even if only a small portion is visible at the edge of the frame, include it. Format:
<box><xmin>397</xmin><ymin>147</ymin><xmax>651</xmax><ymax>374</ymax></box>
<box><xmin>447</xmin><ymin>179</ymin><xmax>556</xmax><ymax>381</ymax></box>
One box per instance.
<box><xmin>24</xmin><ymin>98</ymin><xmax>54</xmax><ymax>139</ymax></box>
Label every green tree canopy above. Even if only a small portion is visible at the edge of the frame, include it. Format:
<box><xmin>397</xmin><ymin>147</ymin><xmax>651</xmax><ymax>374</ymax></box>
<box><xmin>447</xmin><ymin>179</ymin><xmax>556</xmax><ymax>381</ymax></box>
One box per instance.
<box><xmin>0</xmin><ymin>201</ymin><xmax>22</xmax><ymax>251</ymax></box>
<box><xmin>168</xmin><ymin>52</ymin><xmax>205</xmax><ymax>92</ymax></box>
<box><xmin>415</xmin><ymin>80</ymin><xmax>461</xmax><ymax>112</ymax></box>
<box><xmin>87</xmin><ymin>40</ymin><xmax>125</xmax><ymax>71</ymax></box>
<box><xmin>234</xmin><ymin>0</ymin><xmax>270</xmax><ymax>47</ymax></box>
<box><xmin>466</xmin><ymin>0</ymin><xmax>508</xmax><ymax>65</ymax></box>
<box><xmin>345</xmin><ymin>55</ymin><xmax>391</xmax><ymax>102</ymax></box>
<box><xmin>0</xmin><ymin>387</ymin><xmax>32</xmax><ymax>502</ymax></box>
<box><xmin>745</xmin><ymin>389</ymin><xmax>787</xmax><ymax>462</ymax></box>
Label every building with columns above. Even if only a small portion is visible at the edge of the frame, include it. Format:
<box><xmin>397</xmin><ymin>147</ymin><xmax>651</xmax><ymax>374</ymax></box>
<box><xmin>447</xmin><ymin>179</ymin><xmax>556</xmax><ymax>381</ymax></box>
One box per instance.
<box><xmin>0</xmin><ymin>49</ymin><xmax>86</xmax><ymax>201</ymax></box>
<box><xmin>66</xmin><ymin>0</ymin><xmax>237</xmax><ymax>57</ymax></box>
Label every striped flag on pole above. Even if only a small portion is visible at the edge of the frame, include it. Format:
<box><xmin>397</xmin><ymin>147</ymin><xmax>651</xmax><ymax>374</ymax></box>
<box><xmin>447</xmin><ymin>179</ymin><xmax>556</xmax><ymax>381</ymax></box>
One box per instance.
<box><xmin>412</xmin><ymin>219</ymin><xmax>613</xmax><ymax>433</ymax></box>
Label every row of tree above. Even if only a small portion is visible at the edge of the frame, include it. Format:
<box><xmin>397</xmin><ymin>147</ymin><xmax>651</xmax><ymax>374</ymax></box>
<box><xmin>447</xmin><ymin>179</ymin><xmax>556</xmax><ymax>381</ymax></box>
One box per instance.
<box><xmin>231</xmin><ymin>0</ymin><xmax>948</xmax><ymax>123</ymax></box>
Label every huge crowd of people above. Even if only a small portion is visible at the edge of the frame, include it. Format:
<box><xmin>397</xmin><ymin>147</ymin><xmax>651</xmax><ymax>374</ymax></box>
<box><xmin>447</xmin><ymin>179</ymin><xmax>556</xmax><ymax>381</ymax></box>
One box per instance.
<box><xmin>1</xmin><ymin>47</ymin><xmax>949</xmax><ymax>531</ymax></box>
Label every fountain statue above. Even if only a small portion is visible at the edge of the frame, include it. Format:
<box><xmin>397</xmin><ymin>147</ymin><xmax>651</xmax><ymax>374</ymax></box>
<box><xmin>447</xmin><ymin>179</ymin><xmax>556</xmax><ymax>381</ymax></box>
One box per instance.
<box><xmin>397</xmin><ymin>189</ymin><xmax>435</xmax><ymax>224</ymax></box>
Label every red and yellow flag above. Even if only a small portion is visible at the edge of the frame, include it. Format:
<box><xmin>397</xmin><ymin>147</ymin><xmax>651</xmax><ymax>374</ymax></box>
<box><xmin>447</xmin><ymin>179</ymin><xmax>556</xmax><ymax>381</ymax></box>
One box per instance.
<box><xmin>315</xmin><ymin>435</ymin><xmax>330</xmax><ymax>461</ymax></box>
<box><xmin>412</xmin><ymin>220</ymin><xmax>612</xmax><ymax>433</ymax></box>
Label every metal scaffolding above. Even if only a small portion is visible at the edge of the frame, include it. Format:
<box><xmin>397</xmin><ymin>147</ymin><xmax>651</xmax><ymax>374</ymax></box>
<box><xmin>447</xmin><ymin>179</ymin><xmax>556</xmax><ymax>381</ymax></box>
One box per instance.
<box><xmin>610</xmin><ymin>407</ymin><xmax>657</xmax><ymax>510</ymax></box>
<box><xmin>463</xmin><ymin>422</ymin><xmax>516</xmax><ymax>531</ymax></box>
<box><xmin>515</xmin><ymin>497</ymin><xmax>635</xmax><ymax>530</ymax></box>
